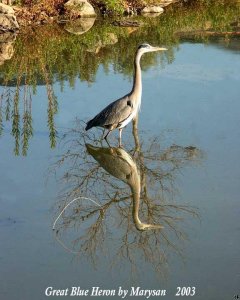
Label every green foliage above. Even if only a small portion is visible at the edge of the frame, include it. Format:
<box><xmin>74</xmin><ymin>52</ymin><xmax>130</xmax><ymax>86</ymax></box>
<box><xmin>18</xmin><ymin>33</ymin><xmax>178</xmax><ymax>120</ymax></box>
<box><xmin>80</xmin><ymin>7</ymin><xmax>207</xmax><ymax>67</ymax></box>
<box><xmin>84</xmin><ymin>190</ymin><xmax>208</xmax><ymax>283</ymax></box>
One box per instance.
<box><xmin>104</xmin><ymin>0</ymin><xmax>125</xmax><ymax>14</ymax></box>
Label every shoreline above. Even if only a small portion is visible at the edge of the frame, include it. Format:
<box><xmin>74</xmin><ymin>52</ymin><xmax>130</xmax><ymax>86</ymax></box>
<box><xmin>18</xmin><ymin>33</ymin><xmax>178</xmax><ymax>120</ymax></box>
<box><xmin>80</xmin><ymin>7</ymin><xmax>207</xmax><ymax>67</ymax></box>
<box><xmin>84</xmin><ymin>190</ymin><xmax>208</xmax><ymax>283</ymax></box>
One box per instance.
<box><xmin>3</xmin><ymin>0</ymin><xmax>182</xmax><ymax>28</ymax></box>
<box><xmin>1</xmin><ymin>0</ymin><xmax>239</xmax><ymax>34</ymax></box>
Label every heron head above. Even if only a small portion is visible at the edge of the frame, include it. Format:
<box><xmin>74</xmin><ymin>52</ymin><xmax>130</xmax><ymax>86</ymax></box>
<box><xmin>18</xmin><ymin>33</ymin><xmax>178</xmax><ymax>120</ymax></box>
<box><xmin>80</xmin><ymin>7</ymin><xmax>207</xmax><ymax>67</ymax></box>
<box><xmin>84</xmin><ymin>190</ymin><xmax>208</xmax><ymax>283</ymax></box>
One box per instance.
<box><xmin>137</xmin><ymin>43</ymin><xmax>167</xmax><ymax>53</ymax></box>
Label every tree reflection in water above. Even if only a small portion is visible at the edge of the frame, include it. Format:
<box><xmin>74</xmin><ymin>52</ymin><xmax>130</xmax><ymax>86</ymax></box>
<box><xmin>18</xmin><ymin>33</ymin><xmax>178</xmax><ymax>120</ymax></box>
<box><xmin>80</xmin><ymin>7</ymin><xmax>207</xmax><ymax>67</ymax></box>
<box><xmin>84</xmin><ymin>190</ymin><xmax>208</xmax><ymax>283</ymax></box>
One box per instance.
<box><xmin>52</xmin><ymin>119</ymin><xmax>203</xmax><ymax>277</ymax></box>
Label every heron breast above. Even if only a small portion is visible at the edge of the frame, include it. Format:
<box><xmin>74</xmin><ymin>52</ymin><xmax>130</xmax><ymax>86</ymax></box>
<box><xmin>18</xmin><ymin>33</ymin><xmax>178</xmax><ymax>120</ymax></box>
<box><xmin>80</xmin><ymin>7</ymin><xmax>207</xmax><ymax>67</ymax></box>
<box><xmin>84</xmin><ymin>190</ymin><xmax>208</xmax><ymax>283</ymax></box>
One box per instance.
<box><xmin>118</xmin><ymin>111</ymin><xmax>136</xmax><ymax>128</ymax></box>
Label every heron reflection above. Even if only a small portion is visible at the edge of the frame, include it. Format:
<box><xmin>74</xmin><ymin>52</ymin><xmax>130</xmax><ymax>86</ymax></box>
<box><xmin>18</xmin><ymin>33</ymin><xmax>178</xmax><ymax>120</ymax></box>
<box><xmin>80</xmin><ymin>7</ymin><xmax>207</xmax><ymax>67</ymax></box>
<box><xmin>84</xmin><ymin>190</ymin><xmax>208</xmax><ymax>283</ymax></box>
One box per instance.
<box><xmin>52</xmin><ymin>120</ymin><xmax>202</xmax><ymax>276</ymax></box>
<box><xmin>86</xmin><ymin>144</ymin><xmax>163</xmax><ymax>231</ymax></box>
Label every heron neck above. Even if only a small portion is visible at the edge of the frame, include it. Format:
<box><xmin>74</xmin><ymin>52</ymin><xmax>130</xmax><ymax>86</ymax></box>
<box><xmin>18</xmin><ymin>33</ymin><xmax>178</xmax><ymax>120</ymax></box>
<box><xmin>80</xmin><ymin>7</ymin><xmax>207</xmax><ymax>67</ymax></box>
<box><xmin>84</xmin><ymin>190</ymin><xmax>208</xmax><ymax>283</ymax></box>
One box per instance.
<box><xmin>129</xmin><ymin>172</ymin><xmax>142</xmax><ymax>227</ymax></box>
<box><xmin>131</xmin><ymin>186</ymin><xmax>143</xmax><ymax>230</ymax></box>
<box><xmin>130</xmin><ymin>173</ymin><xmax>151</xmax><ymax>231</ymax></box>
<box><xmin>131</xmin><ymin>51</ymin><xmax>142</xmax><ymax>99</ymax></box>
<box><xmin>130</xmin><ymin>171</ymin><xmax>163</xmax><ymax>231</ymax></box>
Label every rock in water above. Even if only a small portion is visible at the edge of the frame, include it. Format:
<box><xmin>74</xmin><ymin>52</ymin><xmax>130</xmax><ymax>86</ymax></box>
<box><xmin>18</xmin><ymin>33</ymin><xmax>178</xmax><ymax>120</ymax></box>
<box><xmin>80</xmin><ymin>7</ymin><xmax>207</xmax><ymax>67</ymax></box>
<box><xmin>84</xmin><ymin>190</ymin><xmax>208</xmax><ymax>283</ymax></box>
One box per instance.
<box><xmin>0</xmin><ymin>3</ymin><xmax>14</xmax><ymax>14</ymax></box>
<box><xmin>64</xmin><ymin>0</ymin><xmax>96</xmax><ymax>17</ymax></box>
<box><xmin>65</xmin><ymin>17</ymin><xmax>96</xmax><ymax>35</ymax></box>
<box><xmin>141</xmin><ymin>6</ymin><xmax>164</xmax><ymax>14</ymax></box>
<box><xmin>158</xmin><ymin>0</ymin><xmax>178</xmax><ymax>7</ymax></box>
<box><xmin>0</xmin><ymin>3</ymin><xmax>19</xmax><ymax>32</ymax></box>
<box><xmin>0</xmin><ymin>32</ymin><xmax>16</xmax><ymax>65</ymax></box>
<box><xmin>0</xmin><ymin>14</ymin><xmax>19</xmax><ymax>32</ymax></box>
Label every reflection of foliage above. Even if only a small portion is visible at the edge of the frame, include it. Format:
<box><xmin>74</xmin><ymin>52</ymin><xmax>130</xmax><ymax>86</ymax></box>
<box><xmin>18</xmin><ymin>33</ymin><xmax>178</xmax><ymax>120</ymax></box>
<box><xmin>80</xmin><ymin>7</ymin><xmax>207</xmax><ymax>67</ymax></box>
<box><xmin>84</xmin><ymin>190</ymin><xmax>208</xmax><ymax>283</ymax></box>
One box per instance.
<box><xmin>1</xmin><ymin>1</ymin><xmax>239</xmax><ymax>85</ymax></box>
<box><xmin>0</xmin><ymin>44</ymin><xmax>58</xmax><ymax>154</ymax></box>
<box><xmin>51</xmin><ymin>120</ymin><xmax>203</xmax><ymax>278</ymax></box>
<box><xmin>22</xmin><ymin>85</ymin><xmax>33</xmax><ymax>156</ymax></box>
<box><xmin>131</xmin><ymin>118</ymin><xmax>202</xmax><ymax>205</ymax></box>
<box><xmin>0</xmin><ymin>85</ymin><xmax>34</xmax><ymax>155</ymax></box>
<box><xmin>47</xmin><ymin>91</ymin><xmax>58</xmax><ymax>148</ymax></box>
<box><xmin>0</xmin><ymin>0</ymin><xmax>239</xmax><ymax>155</ymax></box>
<box><xmin>41</xmin><ymin>61</ymin><xmax>58</xmax><ymax>148</ymax></box>
<box><xmin>12</xmin><ymin>87</ymin><xmax>20</xmax><ymax>155</ymax></box>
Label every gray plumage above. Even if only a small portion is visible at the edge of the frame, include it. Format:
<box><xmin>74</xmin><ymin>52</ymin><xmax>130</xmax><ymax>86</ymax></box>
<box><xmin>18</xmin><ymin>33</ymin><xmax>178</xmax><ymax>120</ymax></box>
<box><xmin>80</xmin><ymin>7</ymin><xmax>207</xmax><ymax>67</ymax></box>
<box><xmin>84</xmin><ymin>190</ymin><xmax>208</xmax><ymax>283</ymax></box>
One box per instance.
<box><xmin>85</xmin><ymin>43</ymin><xmax>167</xmax><ymax>144</ymax></box>
<box><xmin>85</xmin><ymin>95</ymin><xmax>133</xmax><ymax>131</ymax></box>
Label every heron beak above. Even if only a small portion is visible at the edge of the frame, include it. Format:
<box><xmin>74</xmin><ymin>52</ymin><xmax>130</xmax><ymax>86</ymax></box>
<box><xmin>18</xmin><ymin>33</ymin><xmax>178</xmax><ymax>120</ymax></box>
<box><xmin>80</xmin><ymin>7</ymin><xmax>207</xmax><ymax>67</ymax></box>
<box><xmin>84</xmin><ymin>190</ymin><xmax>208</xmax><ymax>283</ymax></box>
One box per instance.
<box><xmin>153</xmin><ymin>47</ymin><xmax>168</xmax><ymax>51</ymax></box>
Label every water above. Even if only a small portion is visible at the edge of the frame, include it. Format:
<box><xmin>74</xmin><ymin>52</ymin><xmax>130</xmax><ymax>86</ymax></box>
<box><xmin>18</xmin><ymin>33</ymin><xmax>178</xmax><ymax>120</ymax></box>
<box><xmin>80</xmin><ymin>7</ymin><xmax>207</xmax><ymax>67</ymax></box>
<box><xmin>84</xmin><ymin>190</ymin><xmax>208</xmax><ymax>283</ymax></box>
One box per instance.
<box><xmin>0</xmin><ymin>3</ymin><xmax>240</xmax><ymax>299</ymax></box>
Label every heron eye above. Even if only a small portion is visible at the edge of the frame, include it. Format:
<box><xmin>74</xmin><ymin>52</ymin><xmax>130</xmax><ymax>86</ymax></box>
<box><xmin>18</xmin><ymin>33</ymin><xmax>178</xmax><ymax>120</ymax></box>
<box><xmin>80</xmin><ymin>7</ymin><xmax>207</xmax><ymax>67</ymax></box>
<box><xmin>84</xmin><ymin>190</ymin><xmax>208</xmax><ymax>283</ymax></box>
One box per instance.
<box><xmin>138</xmin><ymin>44</ymin><xmax>149</xmax><ymax>49</ymax></box>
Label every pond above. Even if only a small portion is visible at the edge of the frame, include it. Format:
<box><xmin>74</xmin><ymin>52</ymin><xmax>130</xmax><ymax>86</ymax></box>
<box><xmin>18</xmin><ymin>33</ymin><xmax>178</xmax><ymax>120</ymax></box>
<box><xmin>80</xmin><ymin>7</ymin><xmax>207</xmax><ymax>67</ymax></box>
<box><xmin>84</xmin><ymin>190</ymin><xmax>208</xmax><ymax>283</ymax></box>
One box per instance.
<box><xmin>0</xmin><ymin>1</ymin><xmax>240</xmax><ymax>300</ymax></box>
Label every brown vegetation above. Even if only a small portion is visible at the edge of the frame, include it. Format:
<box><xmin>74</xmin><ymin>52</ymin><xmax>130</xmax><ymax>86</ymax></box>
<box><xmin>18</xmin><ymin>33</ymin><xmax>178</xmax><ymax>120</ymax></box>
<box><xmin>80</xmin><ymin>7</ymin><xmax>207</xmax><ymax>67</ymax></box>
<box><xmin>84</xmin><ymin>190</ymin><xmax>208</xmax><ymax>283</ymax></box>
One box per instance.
<box><xmin>12</xmin><ymin>0</ymin><xmax>240</xmax><ymax>27</ymax></box>
<box><xmin>14</xmin><ymin>0</ymin><xmax>65</xmax><ymax>26</ymax></box>
<box><xmin>11</xmin><ymin>0</ymin><xmax>181</xmax><ymax>26</ymax></box>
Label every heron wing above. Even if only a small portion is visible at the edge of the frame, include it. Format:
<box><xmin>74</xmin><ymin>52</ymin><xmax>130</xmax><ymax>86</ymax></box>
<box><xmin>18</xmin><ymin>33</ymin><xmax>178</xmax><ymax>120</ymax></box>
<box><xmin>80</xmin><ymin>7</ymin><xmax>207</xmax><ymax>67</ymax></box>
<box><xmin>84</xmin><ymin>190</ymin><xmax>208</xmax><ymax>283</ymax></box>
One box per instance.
<box><xmin>90</xmin><ymin>95</ymin><xmax>133</xmax><ymax>128</ymax></box>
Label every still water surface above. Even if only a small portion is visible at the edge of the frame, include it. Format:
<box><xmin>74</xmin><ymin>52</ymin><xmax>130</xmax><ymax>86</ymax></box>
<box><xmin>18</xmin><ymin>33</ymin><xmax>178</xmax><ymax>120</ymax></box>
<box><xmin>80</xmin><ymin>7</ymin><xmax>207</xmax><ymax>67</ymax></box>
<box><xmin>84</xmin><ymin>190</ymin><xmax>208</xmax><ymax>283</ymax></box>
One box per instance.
<box><xmin>0</xmin><ymin>13</ymin><xmax>240</xmax><ymax>300</ymax></box>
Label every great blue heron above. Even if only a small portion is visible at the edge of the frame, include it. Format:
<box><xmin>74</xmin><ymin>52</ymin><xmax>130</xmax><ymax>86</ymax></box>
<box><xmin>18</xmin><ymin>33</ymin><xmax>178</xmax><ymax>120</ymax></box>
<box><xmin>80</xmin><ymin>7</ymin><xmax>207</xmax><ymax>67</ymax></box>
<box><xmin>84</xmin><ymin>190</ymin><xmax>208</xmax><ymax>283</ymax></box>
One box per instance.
<box><xmin>85</xmin><ymin>43</ymin><xmax>167</xmax><ymax>145</ymax></box>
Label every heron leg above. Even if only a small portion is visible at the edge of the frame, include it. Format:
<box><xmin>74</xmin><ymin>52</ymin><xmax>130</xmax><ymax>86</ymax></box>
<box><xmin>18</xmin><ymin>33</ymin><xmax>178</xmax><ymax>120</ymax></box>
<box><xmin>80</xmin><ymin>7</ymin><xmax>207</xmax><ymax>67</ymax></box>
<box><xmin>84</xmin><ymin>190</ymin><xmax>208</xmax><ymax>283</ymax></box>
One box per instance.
<box><xmin>118</xmin><ymin>128</ymin><xmax>123</xmax><ymax>147</ymax></box>
<box><xmin>104</xmin><ymin>130</ymin><xmax>112</xmax><ymax>144</ymax></box>
<box><xmin>101</xmin><ymin>129</ymin><xmax>106</xmax><ymax>140</ymax></box>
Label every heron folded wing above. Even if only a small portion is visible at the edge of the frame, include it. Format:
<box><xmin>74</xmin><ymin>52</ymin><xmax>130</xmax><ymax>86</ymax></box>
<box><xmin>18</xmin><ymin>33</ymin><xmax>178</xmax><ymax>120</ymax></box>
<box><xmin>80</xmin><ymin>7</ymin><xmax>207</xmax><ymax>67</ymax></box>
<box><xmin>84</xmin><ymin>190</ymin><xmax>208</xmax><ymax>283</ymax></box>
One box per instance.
<box><xmin>92</xmin><ymin>96</ymin><xmax>133</xmax><ymax>128</ymax></box>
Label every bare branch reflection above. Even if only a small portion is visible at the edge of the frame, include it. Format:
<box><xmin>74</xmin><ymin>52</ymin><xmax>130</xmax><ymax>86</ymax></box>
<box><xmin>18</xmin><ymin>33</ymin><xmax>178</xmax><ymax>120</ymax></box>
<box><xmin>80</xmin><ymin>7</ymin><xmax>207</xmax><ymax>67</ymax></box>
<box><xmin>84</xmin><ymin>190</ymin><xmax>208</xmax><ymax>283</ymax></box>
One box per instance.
<box><xmin>52</xmin><ymin>119</ymin><xmax>203</xmax><ymax>277</ymax></box>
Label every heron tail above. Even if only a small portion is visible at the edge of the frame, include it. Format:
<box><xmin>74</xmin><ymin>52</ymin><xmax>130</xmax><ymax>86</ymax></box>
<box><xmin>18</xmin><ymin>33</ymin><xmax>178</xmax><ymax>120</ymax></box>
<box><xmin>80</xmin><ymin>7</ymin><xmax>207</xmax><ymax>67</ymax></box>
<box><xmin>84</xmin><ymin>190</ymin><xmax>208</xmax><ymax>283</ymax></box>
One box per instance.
<box><xmin>85</xmin><ymin>119</ymin><xmax>94</xmax><ymax>131</ymax></box>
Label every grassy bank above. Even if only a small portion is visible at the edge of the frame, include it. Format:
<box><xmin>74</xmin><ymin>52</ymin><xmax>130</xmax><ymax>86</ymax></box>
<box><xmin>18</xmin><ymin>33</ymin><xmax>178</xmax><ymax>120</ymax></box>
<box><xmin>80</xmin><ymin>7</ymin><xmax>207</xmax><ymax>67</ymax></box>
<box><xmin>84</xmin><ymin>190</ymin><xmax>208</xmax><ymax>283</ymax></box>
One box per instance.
<box><xmin>13</xmin><ymin>0</ymin><xmax>240</xmax><ymax>26</ymax></box>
